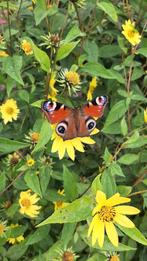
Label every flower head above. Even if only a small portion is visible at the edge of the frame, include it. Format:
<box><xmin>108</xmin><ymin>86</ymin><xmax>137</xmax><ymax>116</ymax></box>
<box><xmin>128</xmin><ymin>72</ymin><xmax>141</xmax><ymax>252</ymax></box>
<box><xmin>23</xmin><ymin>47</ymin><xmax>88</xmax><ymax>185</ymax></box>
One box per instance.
<box><xmin>144</xmin><ymin>108</ymin><xmax>147</xmax><ymax>124</ymax></box>
<box><xmin>0</xmin><ymin>50</ymin><xmax>8</xmax><ymax>57</ymax></box>
<box><xmin>0</xmin><ymin>220</ymin><xmax>7</xmax><ymax>238</ymax></box>
<box><xmin>27</xmin><ymin>158</ymin><xmax>35</xmax><ymax>167</ymax></box>
<box><xmin>57</xmin><ymin>69</ymin><xmax>81</xmax><ymax>96</ymax></box>
<box><xmin>88</xmin><ymin>190</ymin><xmax>140</xmax><ymax>247</ymax></box>
<box><xmin>57</xmin><ymin>246</ymin><xmax>79</xmax><ymax>261</ymax></box>
<box><xmin>19</xmin><ymin>190</ymin><xmax>41</xmax><ymax>218</ymax></box>
<box><xmin>0</xmin><ymin>98</ymin><xmax>20</xmax><ymax>124</ymax></box>
<box><xmin>7</xmin><ymin>224</ymin><xmax>24</xmax><ymax>245</ymax></box>
<box><xmin>54</xmin><ymin>189</ymin><xmax>68</xmax><ymax>211</ymax></box>
<box><xmin>51</xmin><ymin>126</ymin><xmax>99</xmax><ymax>161</ymax></box>
<box><xmin>8</xmin><ymin>152</ymin><xmax>21</xmax><ymax>166</ymax></box>
<box><xmin>21</xmin><ymin>39</ymin><xmax>33</xmax><ymax>55</ymax></box>
<box><xmin>122</xmin><ymin>19</ymin><xmax>141</xmax><ymax>46</ymax></box>
<box><xmin>87</xmin><ymin>77</ymin><xmax>97</xmax><ymax>101</ymax></box>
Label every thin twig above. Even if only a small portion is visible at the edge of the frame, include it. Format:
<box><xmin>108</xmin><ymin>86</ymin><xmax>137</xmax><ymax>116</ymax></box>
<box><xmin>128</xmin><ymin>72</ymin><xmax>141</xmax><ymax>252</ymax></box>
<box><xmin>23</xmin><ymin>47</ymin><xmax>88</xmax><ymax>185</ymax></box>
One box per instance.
<box><xmin>6</xmin><ymin>0</ymin><xmax>12</xmax><ymax>54</ymax></box>
<box><xmin>129</xmin><ymin>190</ymin><xmax>147</xmax><ymax>197</ymax></box>
<box><xmin>0</xmin><ymin>172</ymin><xmax>25</xmax><ymax>196</ymax></box>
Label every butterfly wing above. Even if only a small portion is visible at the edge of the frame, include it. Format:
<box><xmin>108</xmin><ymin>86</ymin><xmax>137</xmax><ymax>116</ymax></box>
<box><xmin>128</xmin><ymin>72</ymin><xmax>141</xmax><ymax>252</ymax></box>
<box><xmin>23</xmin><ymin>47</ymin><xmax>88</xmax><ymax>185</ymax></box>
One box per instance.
<box><xmin>83</xmin><ymin>96</ymin><xmax>108</xmax><ymax>118</ymax></box>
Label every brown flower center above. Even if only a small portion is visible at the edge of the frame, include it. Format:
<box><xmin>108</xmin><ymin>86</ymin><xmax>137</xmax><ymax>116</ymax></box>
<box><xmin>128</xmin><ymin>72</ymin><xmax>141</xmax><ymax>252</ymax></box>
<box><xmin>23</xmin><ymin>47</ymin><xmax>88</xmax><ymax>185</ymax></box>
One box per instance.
<box><xmin>6</xmin><ymin>107</ymin><xmax>14</xmax><ymax>115</ymax></box>
<box><xmin>62</xmin><ymin>251</ymin><xmax>74</xmax><ymax>261</ymax></box>
<box><xmin>21</xmin><ymin>198</ymin><xmax>31</xmax><ymax>208</ymax></box>
<box><xmin>98</xmin><ymin>206</ymin><xmax>116</xmax><ymax>222</ymax></box>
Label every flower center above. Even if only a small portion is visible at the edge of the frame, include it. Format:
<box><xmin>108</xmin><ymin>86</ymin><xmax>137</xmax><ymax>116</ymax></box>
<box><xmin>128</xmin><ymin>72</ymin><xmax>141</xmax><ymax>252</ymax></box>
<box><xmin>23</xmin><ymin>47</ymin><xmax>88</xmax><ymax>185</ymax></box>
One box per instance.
<box><xmin>65</xmin><ymin>71</ymin><xmax>80</xmax><ymax>85</ymax></box>
<box><xmin>31</xmin><ymin>132</ymin><xmax>40</xmax><ymax>143</ymax></box>
<box><xmin>0</xmin><ymin>224</ymin><xmax>5</xmax><ymax>235</ymax></box>
<box><xmin>98</xmin><ymin>206</ymin><xmax>116</xmax><ymax>222</ymax></box>
<box><xmin>56</xmin><ymin>201</ymin><xmax>64</xmax><ymax>208</ymax></box>
<box><xmin>6</xmin><ymin>107</ymin><xmax>14</xmax><ymax>115</ymax></box>
<box><xmin>21</xmin><ymin>198</ymin><xmax>31</xmax><ymax>208</ymax></box>
<box><xmin>127</xmin><ymin>29</ymin><xmax>135</xmax><ymax>38</ymax></box>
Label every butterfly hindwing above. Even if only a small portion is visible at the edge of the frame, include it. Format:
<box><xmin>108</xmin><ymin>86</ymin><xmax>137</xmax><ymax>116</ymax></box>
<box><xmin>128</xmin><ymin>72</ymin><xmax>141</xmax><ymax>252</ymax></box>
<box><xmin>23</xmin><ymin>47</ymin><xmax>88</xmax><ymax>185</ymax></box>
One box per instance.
<box><xmin>83</xmin><ymin>96</ymin><xmax>107</xmax><ymax>118</ymax></box>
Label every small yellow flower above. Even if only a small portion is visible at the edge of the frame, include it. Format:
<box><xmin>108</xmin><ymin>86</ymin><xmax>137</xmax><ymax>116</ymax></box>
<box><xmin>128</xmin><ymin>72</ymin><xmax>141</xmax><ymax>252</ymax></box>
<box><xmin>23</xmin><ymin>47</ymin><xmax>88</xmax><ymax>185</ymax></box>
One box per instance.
<box><xmin>0</xmin><ymin>98</ymin><xmax>20</xmax><ymax>124</ymax></box>
<box><xmin>21</xmin><ymin>39</ymin><xmax>33</xmax><ymax>55</ymax></box>
<box><xmin>88</xmin><ymin>190</ymin><xmax>140</xmax><ymax>248</ymax></box>
<box><xmin>65</xmin><ymin>71</ymin><xmax>80</xmax><ymax>86</ymax></box>
<box><xmin>122</xmin><ymin>19</ymin><xmax>141</xmax><ymax>46</ymax></box>
<box><xmin>32</xmin><ymin>0</ymin><xmax>36</xmax><ymax>4</ymax></box>
<box><xmin>30</xmin><ymin>132</ymin><xmax>40</xmax><ymax>143</ymax></box>
<box><xmin>109</xmin><ymin>255</ymin><xmax>120</xmax><ymax>261</ymax></box>
<box><xmin>19</xmin><ymin>190</ymin><xmax>41</xmax><ymax>218</ymax></box>
<box><xmin>48</xmin><ymin>72</ymin><xmax>58</xmax><ymax>101</ymax></box>
<box><xmin>7</xmin><ymin>224</ymin><xmax>24</xmax><ymax>245</ymax></box>
<box><xmin>54</xmin><ymin>189</ymin><xmax>68</xmax><ymax>211</ymax></box>
<box><xmin>144</xmin><ymin>108</ymin><xmax>147</xmax><ymax>124</ymax></box>
<box><xmin>8</xmin><ymin>152</ymin><xmax>20</xmax><ymax>166</ymax></box>
<box><xmin>0</xmin><ymin>220</ymin><xmax>7</xmax><ymax>237</ymax></box>
<box><xmin>27</xmin><ymin>158</ymin><xmax>35</xmax><ymax>167</ymax></box>
<box><xmin>87</xmin><ymin>77</ymin><xmax>97</xmax><ymax>101</ymax></box>
<box><xmin>51</xmin><ymin>126</ymin><xmax>99</xmax><ymax>161</ymax></box>
<box><xmin>0</xmin><ymin>50</ymin><xmax>8</xmax><ymax>57</ymax></box>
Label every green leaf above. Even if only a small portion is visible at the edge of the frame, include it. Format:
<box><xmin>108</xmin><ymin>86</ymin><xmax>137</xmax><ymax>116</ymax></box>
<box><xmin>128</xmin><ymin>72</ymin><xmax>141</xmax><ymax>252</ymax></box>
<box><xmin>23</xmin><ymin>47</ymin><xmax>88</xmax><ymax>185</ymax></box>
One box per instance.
<box><xmin>6</xmin><ymin>241</ymin><xmax>28</xmax><ymax>260</ymax></box>
<box><xmin>118</xmin><ymin>154</ymin><xmax>139</xmax><ymax>165</ymax></box>
<box><xmin>99</xmin><ymin>45</ymin><xmax>121</xmax><ymax>58</ymax></box>
<box><xmin>40</xmin><ymin>166</ymin><xmax>51</xmax><ymax>195</ymax></box>
<box><xmin>91</xmin><ymin>174</ymin><xmax>103</xmax><ymax>194</ymax></box>
<box><xmin>102</xmin><ymin>120</ymin><xmax>122</xmax><ymax>134</ymax></box>
<box><xmin>32</xmin><ymin>121</ymin><xmax>52</xmax><ymax>153</ymax></box>
<box><xmin>34</xmin><ymin>0</ymin><xmax>57</xmax><ymax>25</ymax></box>
<box><xmin>120</xmin><ymin>117</ymin><xmax>128</xmax><ymax>136</ymax></box>
<box><xmin>81</xmin><ymin>63</ymin><xmax>124</xmax><ymax>83</ymax></box>
<box><xmin>0</xmin><ymin>137</ymin><xmax>30</xmax><ymax>154</ymax></box>
<box><xmin>124</xmin><ymin>136</ymin><xmax>147</xmax><ymax>149</ymax></box>
<box><xmin>117</xmin><ymin>225</ymin><xmax>147</xmax><ymax>246</ymax></box>
<box><xmin>97</xmin><ymin>1</ymin><xmax>118</xmax><ymax>22</ymax></box>
<box><xmin>136</xmin><ymin>47</ymin><xmax>147</xmax><ymax>57</ymax></box>
<box><xmin>32</xmin><ymin>43</ymin><xmax>50</xmax><ymax>72</ymax></box>
<box><xmin>64</xmin><ymin>25</ymin><xmax>85</xmax><ymax>43</ymax></box>
<box><xmin>104</xmin><ymin>100</ymin><xmax>129</xmax><ymax>127</ymax></box>
<box><xmin>0</xmin><ymin>172</ymin><xmax>6</xmax><ymax>192</ymax></box>
<box><xmin>101</xmin><ymin>169</ymin><xmax>117</xmax><ymax>197</ymax></box>
<box><xmin>26</xmin><ymin>227</ymin><xmax>50</xmax><ymax>245</ymax></box>
<box><xmin>37</xmin><ymin>194</ymin><xmax>94</xmax><ymax>226</ymax></box>
<box><xmin>24</xmin><ymin>172</ymin><xmax>42</xmax><ymax>197</ymax></box>
<box><xmin>61</xmin><ymin>223</ymin><xmax>76</xmax><ymax>248</ymax></box>
<box><xmin>83</xmin><ymin>40</ymin><xmax>99</xmax><ymax>63</ymax></box>
<box><xmin>63</xmin><ymin>166</ymin><xmax>78</xmax><ymax>201</ymax></box>
<box><xmin>56</xmin><ymin>41</ymin><xmax>79</xmax><ymax>61</ymax></box>
<box><xmin>109</xmin><ymin>162</ymin><xmax>125</xmax><ymax>177</ymax></box>
<box><xmin>3</xmin><ymin>56</ymin><xmax>24</xmax><ymax>85</ymax></box>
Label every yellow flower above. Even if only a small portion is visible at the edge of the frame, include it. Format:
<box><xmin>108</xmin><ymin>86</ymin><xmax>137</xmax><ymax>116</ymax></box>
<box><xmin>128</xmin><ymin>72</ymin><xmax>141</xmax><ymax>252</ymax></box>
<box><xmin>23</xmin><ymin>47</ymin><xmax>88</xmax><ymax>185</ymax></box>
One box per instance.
<box><xmin>51</xmin><ymin>126</ymin><xmax>99</xmax><ymax>161</ymax></box>
<box><xmin>0</xmin><ymin>50</ymin><xmax>8</xmax><ymax>57</ymax></box>
<box><xmin>32</xmin><ymin>0</ymin><xmax>36</xmax><ymax>4</ymax></box>
<box><xmin>30</xmin><ymin>132</ymin><xmax>40</xmax><ymax>143</ymax></box>
<box><xmin>19</xmin><ymin>190</ymin><xmax>41</xmax><ymax>218</ymax></box>
<box><xmin>122</xmin><ymin>19</ymin><xmax>141</xmax><ymax>46</ymax></box>
<box><xmin>87</xmin><ymin>77</ymin><xmax>97</xmax><ymax>101</ymax></box>
<box><xmin>144</xmin><ymin>108</ymin><xmax>147</xmax><ymax>124</ymax></box>
<box><xmin>48</xmin><ymin>72</ymin><xmax>58</xmax><ymax>101</ymax></box>
<box><xmin>21</xmin><ymin>39</ymin><xmax>33</xmax><ymax>55</ymax></box>
<box><xmin>0</xmin><ymin>220</ymin><xmax>7</xmax><ymax>237</ymax></box>
<box><xmin>8</xmin><ymin>152</ymin><xmax>20</xmax><ymax>166</ymax></box>
<box><xmin>88</xmin><ymin>190</ymin><xmax>140</xmax><ymax>248</ymax></box>
<box><xmin>0</xmin><ymin>98</ymin><xmax>20</xmax><ymax>124</ymax></box>
<box><xmin>65</xmin><ymin>71</ymin><xmax>80</xmax><ymax>86</ymax></box>
<box><xmin>27</xmin><ymin>158</ymin><xmax>35</xmax><ymax>167</ymax></box>
<box><xmin>109</xmin><ymin>255</ymin><xmax>120</xmax><ymax>261</ymax></box>
<box><xmin>7</xmin><ymin>224</ymin><xmax>24</xmax><ymax>245</ymax></box>
<box><xmin>54</xmin><ymin>189</ymin><xmax>68</xmax><ymax>211</ymax></box>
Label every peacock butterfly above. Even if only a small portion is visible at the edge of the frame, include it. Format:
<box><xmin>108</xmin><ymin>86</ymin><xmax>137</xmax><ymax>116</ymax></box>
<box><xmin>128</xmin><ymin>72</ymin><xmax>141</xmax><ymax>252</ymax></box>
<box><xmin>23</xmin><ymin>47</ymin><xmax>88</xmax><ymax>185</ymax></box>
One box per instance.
<box><xmin>42</xmin><ymin>96</ymin><xmax>107</xmax><ymax>140</ymax></box>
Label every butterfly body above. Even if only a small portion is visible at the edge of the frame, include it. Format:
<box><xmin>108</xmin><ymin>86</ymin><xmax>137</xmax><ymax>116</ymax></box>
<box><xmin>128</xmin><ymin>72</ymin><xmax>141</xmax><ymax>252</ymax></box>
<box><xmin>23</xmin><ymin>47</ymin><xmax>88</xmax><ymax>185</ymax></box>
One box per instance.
<box><xmin>42</xmin><ymin>96</ymin><xmax>107</xmax><ymax>140</ymax></box>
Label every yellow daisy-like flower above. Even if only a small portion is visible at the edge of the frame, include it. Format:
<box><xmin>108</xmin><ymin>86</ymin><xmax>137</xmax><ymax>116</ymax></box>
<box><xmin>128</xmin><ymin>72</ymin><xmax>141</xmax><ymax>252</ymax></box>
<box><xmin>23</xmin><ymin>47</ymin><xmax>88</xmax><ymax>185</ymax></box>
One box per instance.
<box><xmin>48</xmin><ymin>72</ymin><xmax>58</xmax><ymax>101</ymax></box>
<box><xmin>19</xmin><ymin>190</ymin><xmax>41</xmax><ymax>218</ymax></box>
<box><xmin>0</xmin><ymin>98</ymin><xmax>20</xmax><ymax>124</ymax></box>
<box><xmin>54</xmin><ymin>189</ymin><xmax>69</xmax><ymax>211</ymax></box>
<box><xmin>88</xmin><ymin>190</ymin><xmax>140</xmax><ymax>248</ymax></box>
<box><xmin>65</xmin><ymin>71</ymin><xmax>80</xmax><ymax>86</ymax></box>
<box><xmin>0</xmin><ymin>50</ymin><xmax>8</xmax><ymax>57</ymax></box>
<box><xmin>21</xmin><ymin>39</ymin><xmax>33</xmax><ymax>55</ymax></box>
<box><xmin>0</xmin><ymin>220</ymin><xmax>7</xmax><ymax>238</ymax></box>
<box><xmin>122</xmin><ymin>19</ymin><xmax>141</xmax><ymax>46</ymax></box>
<box><xmin>27</xmin><ymin>158</ymin><xmax>35</xmax><ymax>167</ymax></box>
<box><xmin>87</xmin><ymin>77</ymin><xmax>97</xmax><ymax>101</ymax></box>
<box><xmin>7</xmin><ymin>224</ymin><xmax>24</xmax><ymax>245</ymax></box>
<box><xmin>30</xmin><ymin>132</ymin><xmax>40</xmax><ymax>143</ymax></box>
<box><xmin>51</xmin><ymin>127</ymin><xmax>99</xmax><ymax>161</ymax></box>
<box><xmin>144</xmin><ymin>108</ymin><xmax>147</xmax><ymax>124</ymax></box>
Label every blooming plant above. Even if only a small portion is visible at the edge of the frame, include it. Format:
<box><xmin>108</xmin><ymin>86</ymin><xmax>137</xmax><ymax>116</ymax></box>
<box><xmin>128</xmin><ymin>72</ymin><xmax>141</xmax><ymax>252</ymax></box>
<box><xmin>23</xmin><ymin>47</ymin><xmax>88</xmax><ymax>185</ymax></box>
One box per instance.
<box><xmin>0</xmin><ymin>0</ymin><xmax>146</xmax><ymax>260</ymax></box>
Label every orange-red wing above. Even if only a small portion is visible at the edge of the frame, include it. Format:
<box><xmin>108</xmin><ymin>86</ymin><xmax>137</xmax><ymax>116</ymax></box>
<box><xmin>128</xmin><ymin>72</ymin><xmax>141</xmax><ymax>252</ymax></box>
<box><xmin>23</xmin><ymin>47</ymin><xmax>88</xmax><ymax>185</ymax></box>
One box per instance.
<box><xmin>83</xmin><ymin>104</ymin><xmax>105</xmax><ymax>118</ymax></box>
<box><xmin>43</xmin><ymin>107</ymin><xmax>71</xmax><ymax>124</ymax></box>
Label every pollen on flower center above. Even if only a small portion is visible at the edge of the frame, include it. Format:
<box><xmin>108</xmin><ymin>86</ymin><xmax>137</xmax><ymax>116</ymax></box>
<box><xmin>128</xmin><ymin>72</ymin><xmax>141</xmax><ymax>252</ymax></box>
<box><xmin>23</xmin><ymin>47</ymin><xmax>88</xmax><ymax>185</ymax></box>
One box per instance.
<box><xmin>21</xmin><ymin>198</ymin><xmax>31</xmax><ymax>208</ymax></box>
<box><xmin>98</xmin><ymin>206</ymin><xmax>116</xmax><ymax>222</ymax></box>
<box><xmin>6</xmin><ymin>107</ymin><xmax>14</xmax><ymax>114</ymax></box>
<box><xmin>65</xmin><ymin>71</ymin><xmax>80</xmax><ymax>85</ymax></box>
<box><xmin>127</xmin><ymin>29</ymin><xmax>135</xmax><ymax>38</ymax></box>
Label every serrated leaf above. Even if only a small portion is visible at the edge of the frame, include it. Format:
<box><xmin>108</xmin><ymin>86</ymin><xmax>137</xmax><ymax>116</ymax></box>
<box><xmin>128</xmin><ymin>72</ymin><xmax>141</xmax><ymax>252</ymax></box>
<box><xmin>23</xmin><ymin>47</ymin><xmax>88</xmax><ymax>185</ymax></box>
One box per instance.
<box><xmin>3</xmin><ymin>56</ymin><xmax>24</xmax><ymax>85</ymax></box>
<box><xmin>56</xmin><ymin>41</ymin><xmax>79</xmax><ymax>61</ymax></box>
<box><xmin>32</xmin><ymin>121</ymin><xmax>52</xmax><ymax>153</ymax></box>
<box><xmin>118</xmin><ymin>154</ymin><xmax>139</xmax><ymax>165</ymax></box>
<box><xmin>63</xmin><ymin>166</ymin><xmax>78</xmax><ymax>201</ymax></box>
<box><xmin>97</xmin><ymin>1</ymin><xmax>118</xmax><ymax>22</ymax></box>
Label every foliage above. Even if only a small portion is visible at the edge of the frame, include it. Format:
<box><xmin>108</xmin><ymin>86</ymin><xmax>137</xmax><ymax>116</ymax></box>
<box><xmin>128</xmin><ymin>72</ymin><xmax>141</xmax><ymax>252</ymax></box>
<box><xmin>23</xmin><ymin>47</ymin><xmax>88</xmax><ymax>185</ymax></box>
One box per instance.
<box><xmin>0</xmin><ymin>0</ymin><xmax>147</xmax><ymax>260</ymax></box>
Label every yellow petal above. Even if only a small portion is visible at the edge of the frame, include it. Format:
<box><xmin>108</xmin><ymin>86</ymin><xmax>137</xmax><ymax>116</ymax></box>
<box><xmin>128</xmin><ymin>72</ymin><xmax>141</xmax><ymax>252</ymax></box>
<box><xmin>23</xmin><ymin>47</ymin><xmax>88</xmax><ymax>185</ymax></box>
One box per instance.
<box><xmin>65</xmin><ymin>140</ymin><xmax>75</xmax><ymax>161</ymax></box>
<box><xmin>58</xmin><ymin>142</ymin><xmax>66</xmax><ymax>159</ymax></box>
<box><xmin>106</xmin><ymin>193</ymin><xmax>130</xmax><ymax>206</ymax></box>
<box><xmin>71</xmin><ymin>138</ymin><xmax>85</xmax><ymax>152</ymax></box>
<box><xmin>114</xmin><ymin>214</ymin><xmax>135</xmax><ymax>228</ymax></box>
<box><xmin>96</xmin><ymin>190</ymin><xmax>106</xmax><ymax>204</ymax></box>
<box><xmin>90</xmin><ymin>128</ymin><xmax>100</xmax><ymax>135</ymax></box>
<box><xmin>115</xmin><ymin>206</ymin><xmax>140</xmax><ymax>215</ymax></box>
<box><xmin>51</xmin><ymin>136</ymin><xmax>63</xmax><ymax>153</ymax></box>
<box><xmin>105</xmin><ymin>222</ymin><xmax>118</xmax><ymax>247</ymax></box>
<box><xmin>92</xmin><ymin>217</ymin><xmax>105</xmax><ymax>247</ymax></box>
<box><xmin>88</xmin><ymin>217</ymin><xmax>96</xmax><ymax>237</ymax></box>
<box><xmin>81</xmin><ymin>137</ymin><xmax>95</xmax><ymax>144</ymax></box>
